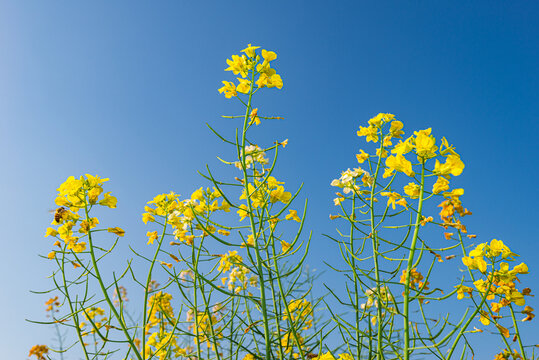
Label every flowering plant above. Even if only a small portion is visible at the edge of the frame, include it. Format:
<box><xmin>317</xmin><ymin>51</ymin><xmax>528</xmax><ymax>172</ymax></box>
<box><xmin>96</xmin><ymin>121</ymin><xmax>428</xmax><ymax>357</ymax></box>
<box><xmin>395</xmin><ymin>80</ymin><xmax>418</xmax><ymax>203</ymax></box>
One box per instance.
<box><xmin>30</xmin><ymin>45</ymin><xmax>535</xmax><ymax>360</ymax></box>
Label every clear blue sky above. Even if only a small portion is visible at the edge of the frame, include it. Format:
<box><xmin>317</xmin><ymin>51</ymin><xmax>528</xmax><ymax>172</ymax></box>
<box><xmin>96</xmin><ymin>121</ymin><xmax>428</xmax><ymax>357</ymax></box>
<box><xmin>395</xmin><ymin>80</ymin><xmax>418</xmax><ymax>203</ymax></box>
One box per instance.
<box><xmin>1</xmin><ymin>1</ymin><xmax>537</xmax><ymax>358</ymax></box>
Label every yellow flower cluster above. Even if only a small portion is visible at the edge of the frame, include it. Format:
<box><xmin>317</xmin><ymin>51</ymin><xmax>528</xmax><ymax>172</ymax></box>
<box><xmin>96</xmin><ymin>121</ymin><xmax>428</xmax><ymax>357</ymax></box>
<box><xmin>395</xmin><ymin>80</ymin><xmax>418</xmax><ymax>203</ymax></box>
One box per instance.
<box><xmin>459</xmin><ymin>239</ymin><xmax>534</xmax><ymax>326</ymax></box>
<box><xmin>219</xmin><ymin>44</ymin><xmax>283</xmax><ymax>98</ymax></box>
<box><xmin>143</xmin><ymin>188</ymin><xmax>231</xmax><ymax>246</ymax></box>
<box><xmin>438</xmin><ymin>188</ymin><xmax>472</xmax><ymax>233</ymax></box>
<box><xmin>494</xmin><ymin>349</ymin><xmax>524</xmax><ymax>360</ymax></box>
<box><xmin>400</xmin><ymin>268</ymin><xmax>429</xmax><ymax>292</ymax></box>
<box><xmin>28</xmin><ymin>345</ymin><xmax>49</xmax><ymax>360</ymax></box>
<box><xmin>217</xmin><ymin>251</ymin><xmax>257</xmax><ymax>292</ymax></box>
<box><xmin>241</xmin><ymin>176</ymin><xmax>291</xmax><ymax>206</ymax></box>
<box><xmin>280</xmin><ymin>331</ymin><xmax>304</xmax><ymax>354</ymax></box>
<box><xmin>45</xmin><ymin>296</ymin><xmax>60</xmax><ymax>313</ymax></box>
<box><xmin>462</xmin><ymin>239</ymin><xmax>517</xmax><ymax>273</ymax></box>
<box><xmin>55</xmin><ymin>174</ymin><xmax>116</xmax><ymax>209</ymax></box>
<box><xmin>234</xmin><ymin>145</ymin><xmax>269</xmax><ymax>170</ymax></box>
<box><xmin>313</xmin><ymin>352</ymin><xmax>354</xmax><ymax>360</ymax></box>
<box><xmin>380</xmin><ymin>191</ymin><xmax>408</xmax><ymax>210</ymax></box>
<box><xmin>237</xmin><ymin>176</ymin><xmax>292</xmax><ymax>221</ymax></box>
<box><xmin>356</xmin><ymin>115</ymin><xmax>466</xmax><ymax>193</ymax></box>
<box><xmin>218</xmin><ymin>251</ymin><xmax>243</xmax><ymax>273</ymax></box>
<box><xmin>188</xmin><ymin>309</ymin><xmax>223</xmax><ymax>349</ymax></box>
<box><xmin>145</xmin><ymin>331</ymin><xmax>188</xmax><ymax>360</ymax></box>
<box><xmin>45</xmin><ymin>175</ymin><xmax>124</xmax><ymax>257</ymax></box>
<box><xmin>360</xmin><ymin>287</ymin><xmax>394</xmax><ymax>311</ymax></box>
<box><xmin>80</xmin><ymin>306</ymin><xmax>108</xmax><ymax>336</ymax></box>
<box><xmin>145</xmin><ymin>292</ymin><xmax>175</xmax><ymax>334</ymax></box>
<box><xmin>283</xmin><ymin>298</ymin><xmax>313</xmax><ymax>330</ymax></box>
<box><xmin>330</xmin><ymin>167</ymin><xmax>373</xmax><ymax>197</ymax></box>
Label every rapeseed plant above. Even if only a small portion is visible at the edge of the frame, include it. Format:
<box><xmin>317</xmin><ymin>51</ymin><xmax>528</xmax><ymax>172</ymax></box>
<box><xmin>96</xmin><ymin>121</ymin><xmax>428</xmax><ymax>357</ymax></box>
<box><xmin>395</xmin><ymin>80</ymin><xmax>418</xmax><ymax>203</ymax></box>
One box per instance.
<box><xmin>30</xmin><ymin>45</ymin><xmax>535</xmax><ymax>360</ymax></box>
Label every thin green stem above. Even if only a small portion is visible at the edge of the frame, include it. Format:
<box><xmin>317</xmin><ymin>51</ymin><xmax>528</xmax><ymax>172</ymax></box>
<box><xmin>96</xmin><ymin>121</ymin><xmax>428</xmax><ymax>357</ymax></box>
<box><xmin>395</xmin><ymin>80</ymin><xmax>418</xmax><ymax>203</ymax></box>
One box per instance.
<box><xmin>83</xmin><ymin>201</ymin><xmax>143</xmax><ymax>360</ymax></box>
<box><xmin>403</xmin><ymin>161</ymin><xmax>425</xmax><ymax>360</ymax></box>
<box><xmin>509</xmin><ymin>304</ymin><xmax>526</xmax><ymax>359</ymax></box>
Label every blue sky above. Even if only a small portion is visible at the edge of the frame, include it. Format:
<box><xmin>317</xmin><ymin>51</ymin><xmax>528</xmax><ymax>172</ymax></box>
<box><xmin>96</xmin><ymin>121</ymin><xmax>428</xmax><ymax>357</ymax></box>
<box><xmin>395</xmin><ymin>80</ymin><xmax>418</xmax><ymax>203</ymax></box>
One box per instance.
<box><xmin>1</xmin><ymin>1</ymin><xmax>537</xmax><ymax>358</ymax></box>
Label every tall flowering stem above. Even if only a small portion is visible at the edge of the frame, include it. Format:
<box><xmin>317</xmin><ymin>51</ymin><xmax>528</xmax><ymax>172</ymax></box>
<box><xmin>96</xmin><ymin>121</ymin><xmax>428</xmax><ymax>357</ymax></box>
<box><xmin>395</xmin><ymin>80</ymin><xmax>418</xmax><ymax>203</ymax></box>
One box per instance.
<box><xmin>327</xmin><ymin>114</ymin><xmax>534</xmax><ymax>359</ymax></box>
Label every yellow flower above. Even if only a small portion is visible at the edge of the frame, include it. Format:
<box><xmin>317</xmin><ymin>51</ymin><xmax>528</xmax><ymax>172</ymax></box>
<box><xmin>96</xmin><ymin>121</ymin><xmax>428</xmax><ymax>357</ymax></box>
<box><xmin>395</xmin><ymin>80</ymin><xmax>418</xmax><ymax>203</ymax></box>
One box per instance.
<box><xmin>414</xmin><ymin>128</ymin><xmax>437</xmax><ymax>159</ymax></box>
<box><xmin>191</xmin><ymin>187</ymin><xmax>204</xmax><ymax>201</ymax></box>
<box><xmin>241</xmin><ymin>234</ymin><xmax>255</xmax><ymax>248</ymax></box>
<box><xmin>285</xmin><ymin>209</ymin><xmax>301</xmax><ymax>222</ymax></box>
<box><xmin>368</xmin><ymin>113</ymin><xmax>394</xmax><ymax>127</ymax></box>
<box><xmin>225</xmin><ymin>54</ymin><xmax>249</xmax><ymax>77</ymax></box>
<box><xmin>249</xmin><ymin>108</ymin><xmax>260</xmax><ymax>125</ymax></box>
<box><xmin>220</xmin><ymin>200</ymin><xmax>231</xmax><ymax>212</ymax></box>
<box><xmin>512</xmin><ymin>262</ymin><xmax>528</xmax><ymax>274</ymax></box>
<box><xmin>45</xmin><ymin>227</ymin><xmax>59</xmax><ymax>237</ymax></box>
<box><xmin>72</xmin><ymin>241</ymin><xmax>86</xmax><ymax>253</ymax></box>
<box><xmin>392</xmin><ymin>138</ymin><xmax>414</xmax><ymax>155</ymax></box>
<box><xmin>462</xmin><ymin>255</ymin><xmax>487</xmax><ymax>273</ymax></box>
<box><xmin>385</xmin><ymin>154</ymin><xmax>414</xmax><ymax>177</ymax></box>
<box><xmin>479</xmin><ymin>311</ymin><xmax>490</xmax><ymax>326</ymax></box>
<box><xmin>403</xmin><ymin>183</ymin><xmax>420</xmax><ymax>199</ymax></box>
<box><xmin>160</xmin><ymin>261</ymin><xmax>173</xmax><ymax>269</ymax></box>
<box><xmin>241</xmin><ymin>44</ymin><xmax>260</xmax><ymax>58</ymax></box>
<box><xmin>491</xmin><ymin>302</ymin><xmax>503</xmax><ymax>313</ymax></box>
<box><xmin>281</xmin><ymin>240</ymin><xmax>292</xmax><ymax>254</ymax></box>
<box><xmin>270</xmin><ymin>186</ymin><xmax>292</xmax><ymax>203</ymax></box>
<box><xmin>58</xmin><ymin>221</ymin><xmax>74</xmax><ymax>240</ymax></box>
<box><xmin>217</xmin><ymin>229</ymin><xmax>230</xmax><ymax>236</ymax></box>
<box><xmin>396</xmin><ymin>198</ymin><xmax>408</xmax><ymax>209</ymax></box>
<box><xmin>240</xmin><ymin>183</ymin><xmax>265</xmax><ymax>208</ymax></box>
<box><xmin>79</xmin><ymin>217</ymin><xmax>99</xmax><ymax>234</ymax></box>
<box><xmin>489</xmin><ymin>239</ymin><xmax>515</xmax><ymax>259</ymax></box>
<box><xmin>261</xmin><ymin>49</ymin><xmax>277</xmax><ymax>62</ymax></box>
<box><xmin>99</xmin><ymin>192</ymin><xmax>117</xmax><ymax>208</ymax></box>
<box><xmin>521</xmin><ymin>306</ymin><xmax>535</xmax><ymax>321</ymax></box>
<box><xmin>87</xmin><ymin>187</ymin><xmax>103</xmax><ymax>204</ymax></box>
<box><xmin>256</xmin><ymin>69</ymin><xmax>283</xmax><ymax>89</ymax></box>
<box><xmin>218</xmin><ymin>251</ymin><xmax>243</xmax><ymax>273</ymax></box>
<box><xmin>237</xmin><ymin>204</ymin><xmax>249</xmax><ymax>221</ymax></box>
<box><xmin>434</xmin><ymin>155</ymin><xmax>465</xmax><ymax>176</ymax></box>
<box><xmin>380</xmin><ymin>192</ymin><xmax>406</xmax><ymax>210</ymax></box>
<box><xmin>356</xmin><ymin>149</ymin><xmax>369</xmax><ymax>163</ymax></box>
<box><xmin>147</xmin><ymin>231</ymin><xmax>158</xmax><ymax>245</ymax></box>
<box><xmin>236</xmin><ymin>78</ymin><xmax>251</xmax><ymax>94</ymax></box>
<box><xmin>28</xmin><ymin>345</ymin><xmax>49</xmax><ymax>360</ymax></box>
<box><xmin>389</xmin><ymin>120</ymin><xmax>404</xmax><ymax>138</ymax></box>
<box><xmin>439</xmin><ymin>137</ymin><xmax>459</xmax><ymax>156</ymax></box>
<box><xmin>376</xmin><ymin>147</ymin><xmax>388</xmax><ymax>158</ymax></box>
<box><xmin>107</xmin><ymin>227</ymin><xmax>125</xmax><ymax>237</ymax></box>
<box><xmin>142</xmin><ymin>213</ymin><xmax>155</xmax><ymax>224</ymax></box>
<box><xmin>357</xmin><ymin>125</ymin><xmax>378</xmax><ymax>143</ymax></box>
<box><xmin>84</xmin><ymin>174</ymin><xmax>109</xmax><ymax>188</ymax></box>
<box><xmin>47</xmin><ymin>251</ymin><xmax>56</xmax><ymax>260</ymax></box>
<box><xmin>57</xmin><ymin>176</ymin><xmax>83</xmax><ymax>197</ymax></box>
<box><xmin>317</xmin><ymin>352</ymin><xmax>337</xmax><ymax>360</ymax></box>
<box><xmin>218</xmin><ymin>81</ymin><xmax>237</xmax><ymax>98</ymax></box>
<box><xmin>456</xmin><ymin>285</ymin><xmax>473</xmax><ymax>300</ymax></box>
<box><xmin>432</xmin><ymin>176</ymin><xmax>450</xmax><ymax>194</ymax></box>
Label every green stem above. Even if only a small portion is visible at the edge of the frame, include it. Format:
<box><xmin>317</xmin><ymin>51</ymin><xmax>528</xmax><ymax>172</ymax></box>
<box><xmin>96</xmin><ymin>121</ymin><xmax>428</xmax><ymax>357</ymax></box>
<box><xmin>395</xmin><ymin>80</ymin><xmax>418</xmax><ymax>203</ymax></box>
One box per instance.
<box><xmin>349</xmin><ymin>194</ymin><xmax>362</xmax><ymax>359</ymax></box>
<box><xmin>240</xmin><ymin>66</ymin><xmax>272</xmax><ymax>360</ymax></box>
<box><xmin>83</xmin><ymin>201</ymin><xmax>143</xmax><ymax>360</ymax></box>
<box><xmin>370</xmin><ymin>132</ymin><xmax>385</xmax><ymax>360</ymax></box>
<box><xmin>60</xmin><ymin>248</ymin><xmax>90</xmax><ymax>360</ymax></box>
<box><xmin>509</xmin><ymin>304</ymin><xmax>526</xmax><ymax>359</ymax></box>
<box><xmin>403</xmin><ymin>161</ymin><xmax>425</xmax><ymax>360</ymax></box>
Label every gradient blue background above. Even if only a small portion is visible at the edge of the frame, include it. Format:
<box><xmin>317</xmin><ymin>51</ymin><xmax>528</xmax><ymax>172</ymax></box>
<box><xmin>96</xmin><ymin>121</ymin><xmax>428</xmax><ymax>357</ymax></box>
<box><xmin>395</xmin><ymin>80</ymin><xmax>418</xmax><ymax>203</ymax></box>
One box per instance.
<box><xmin>1</xmin><ymin>1</ymin><xmax>537</xmax><ymax>358</ymax></box>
